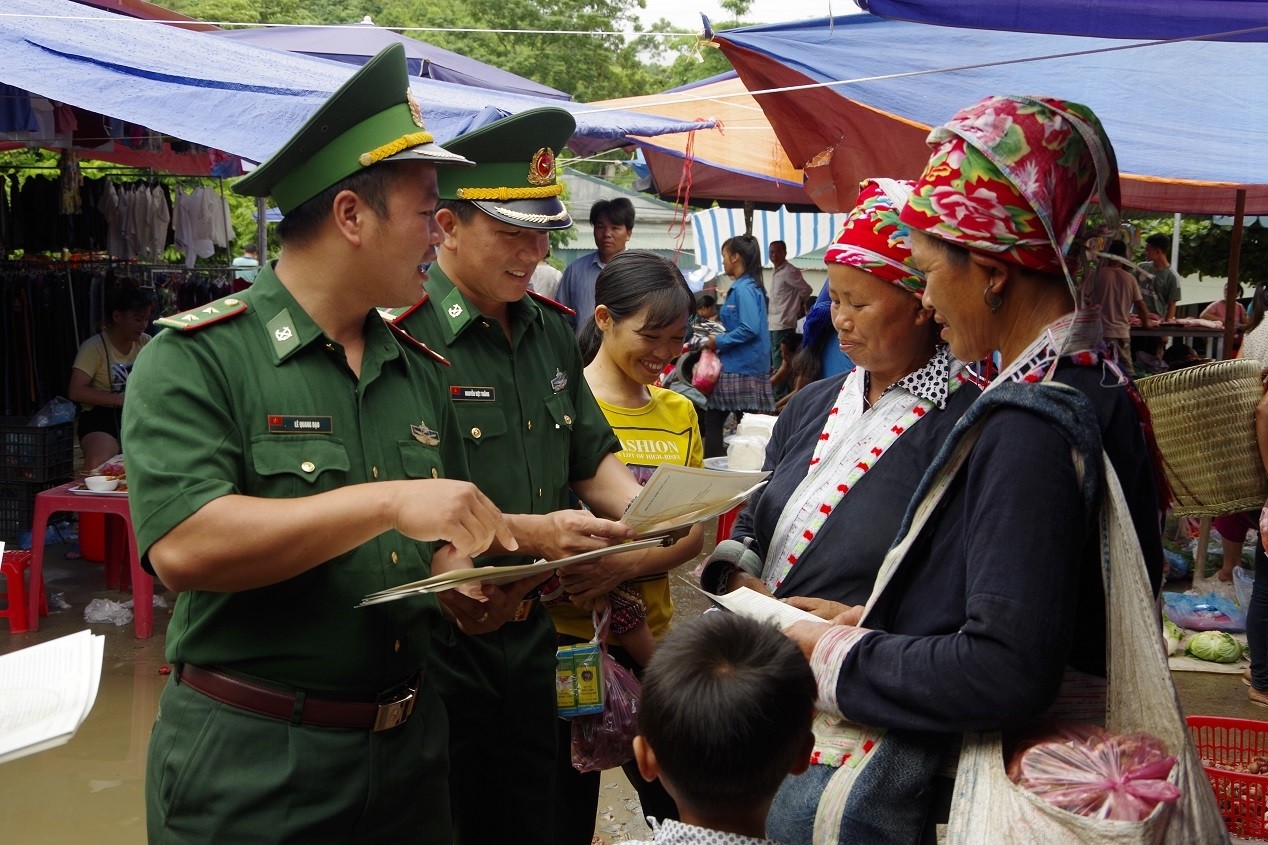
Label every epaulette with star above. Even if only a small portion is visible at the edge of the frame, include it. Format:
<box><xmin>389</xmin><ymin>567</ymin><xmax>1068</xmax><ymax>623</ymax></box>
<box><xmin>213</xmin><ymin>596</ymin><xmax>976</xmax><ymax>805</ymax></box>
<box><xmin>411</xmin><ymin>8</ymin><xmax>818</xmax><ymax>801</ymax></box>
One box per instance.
<box><xmin>528</xmin><ymin>290</ymin><xmax>575</xmax><ymax>317</ymax></box>
<box><xmin>155</xmin><ymin>294</ymin><xmax>249</xmax><ymax>332</ymax></box>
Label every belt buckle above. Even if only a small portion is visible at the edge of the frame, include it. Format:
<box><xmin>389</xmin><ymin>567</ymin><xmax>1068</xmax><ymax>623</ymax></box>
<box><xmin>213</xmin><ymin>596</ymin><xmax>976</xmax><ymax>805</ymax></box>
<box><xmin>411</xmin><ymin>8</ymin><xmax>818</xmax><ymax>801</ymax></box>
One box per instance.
<box><xmin>372</xmin><ymin>685</ymin><xmax>417</xmax><ymax>732</ymax></box>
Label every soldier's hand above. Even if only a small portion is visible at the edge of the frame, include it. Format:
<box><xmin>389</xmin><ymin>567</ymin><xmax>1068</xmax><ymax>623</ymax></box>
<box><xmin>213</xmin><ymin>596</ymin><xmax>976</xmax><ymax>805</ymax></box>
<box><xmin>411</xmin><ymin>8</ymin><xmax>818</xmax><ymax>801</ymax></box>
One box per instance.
<box><xmin>435</xmin><ymin>546</ymin><xmax>548</xmax><ymax>635</ymax></box>
<box><xmin>394</xmin><ymin>480</ymin><xmax>516</xmax><ymax>560</ymax></box>
<box><xmin>520</xmin><ymin>510</ymin><xmax>633</xmax><ymax>562</ymax></box>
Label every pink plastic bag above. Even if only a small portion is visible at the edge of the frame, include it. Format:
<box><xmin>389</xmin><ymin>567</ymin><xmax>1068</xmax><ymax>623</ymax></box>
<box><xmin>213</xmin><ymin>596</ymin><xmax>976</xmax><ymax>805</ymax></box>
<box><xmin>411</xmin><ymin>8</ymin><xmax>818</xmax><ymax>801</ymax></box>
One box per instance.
<box><xmin>691</xmin><ymin>348</ymin><xmax>722</xmax><ymax>395</ymax></box>
<box><xmin>1013</xmin><ymin>730</ymin><xmax>1181</xmax><ymax>821</ymax></box>
<box><xmin>570</xmin><ymin>610</ymin><xmax>641</xmax><ymax>773</ymax></box>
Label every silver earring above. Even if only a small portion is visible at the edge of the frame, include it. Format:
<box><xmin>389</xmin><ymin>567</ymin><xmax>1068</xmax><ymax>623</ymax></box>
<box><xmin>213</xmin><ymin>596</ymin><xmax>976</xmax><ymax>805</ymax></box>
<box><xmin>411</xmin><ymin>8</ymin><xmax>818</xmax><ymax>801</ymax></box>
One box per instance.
<box><xmin>983</xmin><ymin>285</ymin><xmax>1003</xmax><ymax>314</ymax></box>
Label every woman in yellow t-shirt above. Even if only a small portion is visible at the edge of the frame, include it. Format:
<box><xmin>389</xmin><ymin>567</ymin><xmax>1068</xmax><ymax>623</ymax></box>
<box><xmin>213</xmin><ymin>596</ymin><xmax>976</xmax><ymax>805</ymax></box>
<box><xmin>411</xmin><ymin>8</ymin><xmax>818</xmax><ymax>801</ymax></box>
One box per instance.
<box><xmin>550</xmin><ymin>250</ymin><xmax>704</xmax><ymax>845</ymax></box>
<box><xmin>68</xmin><ymin>277</ymin><xmax>155</xmax><ymax>474</ymax></box>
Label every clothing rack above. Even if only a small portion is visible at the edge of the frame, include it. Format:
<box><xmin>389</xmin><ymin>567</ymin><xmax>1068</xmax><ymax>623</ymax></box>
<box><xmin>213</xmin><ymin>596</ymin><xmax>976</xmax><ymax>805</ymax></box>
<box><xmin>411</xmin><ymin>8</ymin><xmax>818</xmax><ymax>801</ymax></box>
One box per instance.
<box><xmin>0</xmin><ymin>260</ymin><xmax>233</xmax><ymax>417</ymax></box>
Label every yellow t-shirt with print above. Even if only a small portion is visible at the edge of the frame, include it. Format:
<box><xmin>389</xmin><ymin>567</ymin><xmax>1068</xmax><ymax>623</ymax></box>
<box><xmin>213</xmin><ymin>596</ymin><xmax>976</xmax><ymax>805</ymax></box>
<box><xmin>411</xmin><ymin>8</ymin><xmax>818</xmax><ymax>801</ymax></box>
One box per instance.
<box><xmin>551</xmin><ymin>386</ymin><xmax>703</xmax><ymax>640</ymax></box>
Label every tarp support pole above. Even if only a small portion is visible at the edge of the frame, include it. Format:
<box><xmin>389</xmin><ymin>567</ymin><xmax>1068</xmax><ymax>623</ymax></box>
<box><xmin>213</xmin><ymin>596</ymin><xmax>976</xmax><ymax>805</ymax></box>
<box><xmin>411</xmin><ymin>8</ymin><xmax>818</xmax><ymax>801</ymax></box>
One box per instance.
<box><xmin>1223</xmin><ymin>189</ymin><xmax>1246</xmax><ymax>359</ymax></box>
<box><xmin>1171</xmin><ymin>214</ymin><xmax>1182</xmax><ymax>275</ymax></box>
<box><xmin>256</xmin><ymin>196</ymin><xmax>268</xmax><ymax>264</ymax></box>
<box><xmin>743</xmin><ymin>202</ymin><xmax>754</xmax><ymax>237</ymax></box>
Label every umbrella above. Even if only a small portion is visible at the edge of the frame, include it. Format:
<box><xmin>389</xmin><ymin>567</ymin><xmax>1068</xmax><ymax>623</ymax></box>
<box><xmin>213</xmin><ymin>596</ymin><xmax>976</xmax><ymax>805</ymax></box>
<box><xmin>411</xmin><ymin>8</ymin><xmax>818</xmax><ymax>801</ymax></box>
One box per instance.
<box><xmin>213</xmin><ymin>18</ymin><xmax>572</xmax><ymax>101</ymax></box>
<box><xmin>586</xmin><ymin>72</ymin><xmax>816</xmax><ymax>211</ymax></box>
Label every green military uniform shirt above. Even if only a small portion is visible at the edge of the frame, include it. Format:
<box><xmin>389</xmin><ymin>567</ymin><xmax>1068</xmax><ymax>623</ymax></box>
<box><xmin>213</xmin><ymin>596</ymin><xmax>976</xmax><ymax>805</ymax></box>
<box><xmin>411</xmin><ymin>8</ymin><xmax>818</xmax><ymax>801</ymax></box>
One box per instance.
<box><xmin>401</xmin><ymin>267</ymin><xmax>618</xmax><ymax>530</ymax></box>
<box><xmin>124</xmin><ymin>263</ymin><xmax>468</xmax><ymax>696</ymax></box>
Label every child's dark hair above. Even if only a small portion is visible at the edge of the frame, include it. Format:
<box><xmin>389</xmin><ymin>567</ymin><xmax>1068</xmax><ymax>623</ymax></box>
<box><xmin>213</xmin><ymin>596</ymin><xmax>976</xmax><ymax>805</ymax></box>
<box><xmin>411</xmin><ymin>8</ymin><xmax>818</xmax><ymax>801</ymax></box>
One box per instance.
<box><xmin>721</xmin><ymin>235</ymin><xmax>765</xmax><ymax>293</ymax></box>
<box><xmin>104</xmin><ymin>275</ymin><xmax>154</xmax><ymax>324</ymax></box>
<box><xmin>578</xmin><ymin>250</ymin><xmax>694</xmax><ymax>365</ymax></box>
<box><xmin>779</xmin><ymin>333</ymin><xmax>801</xmax><ymax>353</ymax></box>
<box><xmin>696</xmin><ymin>294</ymin><xmax>716</xmax><ymax>311</ymax></box>
<box><xmin>638</xmin><ymin>613</ymin><xmax>815</xmax><ymax>816</ymax></box>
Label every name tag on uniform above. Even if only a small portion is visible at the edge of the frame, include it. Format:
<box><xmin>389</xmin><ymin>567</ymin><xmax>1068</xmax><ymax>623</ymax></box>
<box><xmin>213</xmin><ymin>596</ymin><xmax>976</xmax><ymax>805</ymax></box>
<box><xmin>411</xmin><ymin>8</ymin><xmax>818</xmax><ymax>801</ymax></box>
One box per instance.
<box><xmin>267</xmin><ymin>415</ymin><xmax>333</xmax><ymax>434</ymax></box>
<box><xmin>450</xmin><ymin>386</ymin><xmax>496</xmax><ymax>402</ymax></box>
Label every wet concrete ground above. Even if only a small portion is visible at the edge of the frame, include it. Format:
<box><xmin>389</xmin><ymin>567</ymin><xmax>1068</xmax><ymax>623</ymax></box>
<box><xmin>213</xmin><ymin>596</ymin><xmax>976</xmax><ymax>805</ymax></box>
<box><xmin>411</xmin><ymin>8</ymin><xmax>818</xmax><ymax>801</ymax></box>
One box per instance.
<box><xmin>0</xmin><ymin>528</ymin><xmax>1262</xmax><ymax>843</ymax></box>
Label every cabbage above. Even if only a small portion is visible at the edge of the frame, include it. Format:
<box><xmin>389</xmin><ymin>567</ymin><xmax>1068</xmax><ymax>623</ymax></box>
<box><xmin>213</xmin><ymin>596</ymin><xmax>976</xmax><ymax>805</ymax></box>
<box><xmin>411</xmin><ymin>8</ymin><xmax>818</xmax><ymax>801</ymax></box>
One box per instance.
<box><xmin>1185</xmin><ymin>631</ymin><xmax>1243</xmax><ymax>664</ymax></box>
<box><xmin>1162</xmin><ymin>618</ymin><xmax>1183</xmax><ymax>656</ymax></box>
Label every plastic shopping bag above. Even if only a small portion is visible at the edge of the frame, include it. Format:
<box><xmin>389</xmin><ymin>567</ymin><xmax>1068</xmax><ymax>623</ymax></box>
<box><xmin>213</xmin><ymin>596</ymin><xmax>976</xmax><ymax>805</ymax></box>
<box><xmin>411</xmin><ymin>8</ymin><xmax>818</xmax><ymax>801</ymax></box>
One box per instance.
<box><xmin>1162</xmin><ymin>591</ymin><xmax>1245</xmax><ymax>632</ymax></box>
<box><xmin>570</xmin><ymin>609</ymin><xmax>641</xmax><ymax>772</ymax></box>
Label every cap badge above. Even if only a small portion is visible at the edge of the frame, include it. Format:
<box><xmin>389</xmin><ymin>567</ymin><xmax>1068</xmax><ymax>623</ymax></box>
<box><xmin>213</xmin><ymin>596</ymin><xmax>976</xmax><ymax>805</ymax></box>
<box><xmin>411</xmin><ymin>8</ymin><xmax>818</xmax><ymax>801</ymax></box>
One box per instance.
<box><xmin>410</xmin><ymin>420</ymin><xmax>440</xmax><ymax>446</ymax></box>
<box><xmin>406</xmin><ymin>89</ymin><xmax>426</xmax><ymax>130</ymax></box>
<box><xmin>528</xmin><ymin>148</ymin><xmax>556</xmax><ymax>187</ymax></box>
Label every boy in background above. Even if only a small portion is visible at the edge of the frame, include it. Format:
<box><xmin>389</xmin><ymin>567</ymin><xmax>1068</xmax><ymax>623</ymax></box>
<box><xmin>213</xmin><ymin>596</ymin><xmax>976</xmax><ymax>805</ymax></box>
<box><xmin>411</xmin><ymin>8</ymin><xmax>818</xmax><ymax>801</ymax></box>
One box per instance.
<box><xmin>628</xmin><ymin>614</ymin><xmax>816</xmax><ymax>844</ymax></box>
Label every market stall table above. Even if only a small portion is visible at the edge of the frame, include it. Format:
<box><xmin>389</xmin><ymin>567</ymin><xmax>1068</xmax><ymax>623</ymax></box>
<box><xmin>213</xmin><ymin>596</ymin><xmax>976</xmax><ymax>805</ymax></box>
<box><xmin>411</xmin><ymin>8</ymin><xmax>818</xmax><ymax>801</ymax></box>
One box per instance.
<box><xmin>26</xmin><ymin>480</ymin><xmax>153</xmax><ymax>638</ymax></box>
<box><xmin>1131</xmin><ymin>325</ymin><xmax>1233</xmax><ymax>360</ymax></box>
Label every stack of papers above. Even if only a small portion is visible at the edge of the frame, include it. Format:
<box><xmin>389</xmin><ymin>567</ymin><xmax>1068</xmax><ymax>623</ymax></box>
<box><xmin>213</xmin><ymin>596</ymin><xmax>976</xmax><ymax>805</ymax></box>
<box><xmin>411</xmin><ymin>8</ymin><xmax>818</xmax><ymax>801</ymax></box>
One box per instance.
<box><xmin>0</xmin><ymin>629</ymin><xmax>105</xmax><ymax>765</ymax></box>
<box><xmin>359</xmin><ymin>465</ymin><xmax>769</xmax><ymax>608</ymax></box>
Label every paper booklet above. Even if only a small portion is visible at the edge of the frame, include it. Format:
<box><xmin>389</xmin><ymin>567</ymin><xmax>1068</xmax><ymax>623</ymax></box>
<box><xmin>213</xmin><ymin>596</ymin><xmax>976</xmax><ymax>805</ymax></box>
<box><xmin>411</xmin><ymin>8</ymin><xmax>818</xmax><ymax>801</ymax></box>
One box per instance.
<box><xmin>359</xmin><ymin>465</ymin><xmax>768</xmax><ymax>608</ymax></box>
<box><xmin>357</xmin><ymin>537</ymin><xmax>669</xmax><ymax>607</ymax></box>
<box><xmin>681</xmin><ymin>578</ymin><xmax>823</xmax><ymax>629</ymax></box>
<box><xmin>620</xmin><ymin>464</ymin><xmax>769</xmax><ymax>539</ymax></box>
<box><xmin>0</xmin><ymin>628</ymin><xmax>105</xmax><ymax>765</ymax></box>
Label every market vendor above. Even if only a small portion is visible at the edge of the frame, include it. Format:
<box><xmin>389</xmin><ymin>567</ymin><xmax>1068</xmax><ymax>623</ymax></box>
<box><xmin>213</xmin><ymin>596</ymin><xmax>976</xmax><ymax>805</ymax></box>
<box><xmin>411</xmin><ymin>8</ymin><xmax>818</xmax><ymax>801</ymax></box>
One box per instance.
<box><xmin>778</xmin><ymin>96</ymin><xmax>1172</xmax><ymax>844</ymax></box>
<box><xmin>68</xmin><ymin>276</ymin><xmax>154</xmax><ymax>475</ymax></box>
<box><xmin>123</xmin><ymin>45</ymin><xmax>524</xmax><ymax>844</ymax></box>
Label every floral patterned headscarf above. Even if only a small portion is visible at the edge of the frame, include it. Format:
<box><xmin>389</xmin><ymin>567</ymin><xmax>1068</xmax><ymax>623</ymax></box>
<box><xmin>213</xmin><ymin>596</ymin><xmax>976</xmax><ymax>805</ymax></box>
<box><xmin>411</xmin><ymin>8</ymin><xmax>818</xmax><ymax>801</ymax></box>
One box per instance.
<box><xmin>824</xmin><ymin>178</ymin><xmax>924</xmax><ymax>296</ymax></box>
<box><xmin>899</xmin><ymin>96</ymin><xmax>1120</xmax><ymax>280</ymax></box>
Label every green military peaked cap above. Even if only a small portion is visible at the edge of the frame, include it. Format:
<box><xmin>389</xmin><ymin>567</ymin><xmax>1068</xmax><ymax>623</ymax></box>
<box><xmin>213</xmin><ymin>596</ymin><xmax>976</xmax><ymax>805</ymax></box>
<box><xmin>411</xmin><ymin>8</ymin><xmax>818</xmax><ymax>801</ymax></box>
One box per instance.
<box><xmin>234</xmin><ymin>43</ymin><xmax>473</xmax><ymax>215</ymax></box>
<box><xmin>437</xmin><ymin>108</ymin><xmax>575</xmax><ymax>231</ymax></box>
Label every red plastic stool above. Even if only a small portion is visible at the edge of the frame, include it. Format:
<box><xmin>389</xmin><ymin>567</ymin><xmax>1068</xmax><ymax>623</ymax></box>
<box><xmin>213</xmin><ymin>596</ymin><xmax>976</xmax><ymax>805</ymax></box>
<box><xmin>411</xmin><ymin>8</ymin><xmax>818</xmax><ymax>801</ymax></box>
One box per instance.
<box><xmin>715</xmin><ymin>503</ymin><xmax>746</xmax><ymax>546</ymax></box>
<box><xmin>1</xmin><ymin>550</ymin><xmax>48</xmax><ymax>634</ymax></box>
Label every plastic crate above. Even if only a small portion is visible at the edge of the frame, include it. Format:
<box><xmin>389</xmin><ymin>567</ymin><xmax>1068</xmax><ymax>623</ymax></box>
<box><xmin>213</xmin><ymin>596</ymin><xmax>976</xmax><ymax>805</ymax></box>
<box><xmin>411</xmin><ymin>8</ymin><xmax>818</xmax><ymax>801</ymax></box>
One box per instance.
<box><xmin>0</xmin><ymin>416</ymin><xmax>74</xmax><ymax>482</ymax></box>
<box><xmin>0</xmin><ymin>478</ymin><xmax>65</xmax><ymax>543</ymax></box>
<box><xmin>1188</xmin><ymin>715</ymin><xmax>1268</xmax><ymax>839</ymax></box>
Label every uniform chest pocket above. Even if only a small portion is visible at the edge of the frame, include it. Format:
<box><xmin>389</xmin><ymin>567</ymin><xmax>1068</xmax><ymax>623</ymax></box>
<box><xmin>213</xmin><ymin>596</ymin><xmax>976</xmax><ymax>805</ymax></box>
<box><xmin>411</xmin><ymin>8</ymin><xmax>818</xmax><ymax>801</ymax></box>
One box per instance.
<box><xmin>543</xmin><ymin>392</ymin><xmax>576</xmax><ymax>432</ymax></box>
<box><xmin>454</xmin><ymin>404</ymin><xmax>508</xmax><ymax>449</ymax></box>
<box><xmin>250</xmin><ymin>435</ymin><xmax>350</xmax><ymax>497</ymax></box>
<box><xmin>398</xmin><ymin>440</ymin><xmax>443</xmax><ymax>479</ymax></box>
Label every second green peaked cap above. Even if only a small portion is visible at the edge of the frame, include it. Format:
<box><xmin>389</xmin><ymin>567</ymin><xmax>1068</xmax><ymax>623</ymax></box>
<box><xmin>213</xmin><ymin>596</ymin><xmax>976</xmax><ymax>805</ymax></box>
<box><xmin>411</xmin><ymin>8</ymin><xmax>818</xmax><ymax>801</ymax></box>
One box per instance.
<box><xmin>437</xmin><ymin>108</ymin><xmax>575</xmax><ymax>231</ymax></box>
<box><xmin>234</xmin><ymin>43</ymin><xmax>473</xmax><ymax>214</ymax></box>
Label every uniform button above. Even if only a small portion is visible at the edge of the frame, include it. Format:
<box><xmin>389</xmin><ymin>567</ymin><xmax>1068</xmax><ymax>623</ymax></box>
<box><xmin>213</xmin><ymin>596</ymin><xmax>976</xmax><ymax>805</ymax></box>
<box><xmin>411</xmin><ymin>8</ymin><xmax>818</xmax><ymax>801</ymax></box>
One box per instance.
<box><xmin>372</xmin><ymin>466</ymin><xmax>379</xmax><ymax>479</ymax></box>
<box><xmin>394</xmin><ymin>639</ymin><xmax>401</xmax><ymax>652</ymax></box>
<box><xmin>391</xmin><ymin>551</ymin><xmax>399</xmax><ymax>565</ymax></box>
<box><xmin>526</xmin><ymin>420</ymin><xmax>533</xmax><ymax>431</ymax></box>
<box><xmin>563</xmin><ymin>415</ymin><xmax>572</xmax><ymax>425</ymax></box>
<box><xmin>224</xmin><ymin>299</ymin><xmax>240</xmax><ymax>306</ymax></box>
<box><xmin>471</xmin><ymin>427</ymin><xmax>482</xmax><ymax>439</ymax></box>
<box><xmin>300</xmin><ymin>461</ymin><xmax>316</xmax><ymax>473</ymax></box>
<box><xmin>431</xmin><ymin>468</ymin><xmax>439</xmax><ymax>478</ymax></box>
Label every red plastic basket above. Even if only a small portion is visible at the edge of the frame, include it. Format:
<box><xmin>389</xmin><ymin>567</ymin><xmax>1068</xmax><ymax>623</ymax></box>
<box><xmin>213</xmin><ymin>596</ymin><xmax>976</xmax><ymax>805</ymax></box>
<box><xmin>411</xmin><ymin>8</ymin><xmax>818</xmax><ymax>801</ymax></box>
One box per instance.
<box><xmin>1187</xmin><ymin>715</ymin><xmax>1268</xmax><ymax>839</ymax></box>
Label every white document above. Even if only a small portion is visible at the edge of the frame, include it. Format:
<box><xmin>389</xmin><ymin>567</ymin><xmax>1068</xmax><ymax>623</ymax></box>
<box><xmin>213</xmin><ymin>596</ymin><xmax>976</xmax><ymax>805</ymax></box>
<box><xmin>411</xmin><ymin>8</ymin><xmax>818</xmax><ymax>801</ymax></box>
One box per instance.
<box><xmin>709</xmin><ymin>587</ymin><xmax>824</xmax><ymax>628</ymax></box>
<box><xmin>357</xmin><ymin>537</ymin><xmax>669</xmax><ymax>607</ymax></box>
<box><xmin>0</xmin><ymin>628</ymin><xmax>105</xmax><ymax>765</ymax></box>
<box><xmin>620</xmin><ymin>464</ymin><xmax>769</xmax><ymax>538</ymax></box>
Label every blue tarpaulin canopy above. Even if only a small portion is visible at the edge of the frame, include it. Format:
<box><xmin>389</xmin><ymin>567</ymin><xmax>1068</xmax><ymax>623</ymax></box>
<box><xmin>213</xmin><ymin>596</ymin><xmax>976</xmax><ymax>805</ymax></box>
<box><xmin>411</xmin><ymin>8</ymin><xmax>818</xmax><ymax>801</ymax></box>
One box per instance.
<box><xmin>856</xmin><ymin>0</ymin><xmax>1268</xmax><ymax>42</ymax></box>
<box><xmin>213</xmin><ymin>21</ymin><xmax>573</xmax><ymax>101</ymax></box>
<box><xmin>0</xmin><ymin>0</ymin><xmax>705</xmax><ymax>167</ymax></box>
<box><xmin>711</xmin><ymin>15</ymin><xmax>1267</xmax><ymax>214</ymax></box>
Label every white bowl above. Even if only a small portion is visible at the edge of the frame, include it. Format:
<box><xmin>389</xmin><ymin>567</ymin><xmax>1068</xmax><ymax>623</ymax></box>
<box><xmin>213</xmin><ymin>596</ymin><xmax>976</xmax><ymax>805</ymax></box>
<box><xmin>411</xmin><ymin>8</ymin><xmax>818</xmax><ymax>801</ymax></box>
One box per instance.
<box><xmin>83</xmin><ymin>475</ymin><xmax>119</xmax><ymax>492</ymax></box>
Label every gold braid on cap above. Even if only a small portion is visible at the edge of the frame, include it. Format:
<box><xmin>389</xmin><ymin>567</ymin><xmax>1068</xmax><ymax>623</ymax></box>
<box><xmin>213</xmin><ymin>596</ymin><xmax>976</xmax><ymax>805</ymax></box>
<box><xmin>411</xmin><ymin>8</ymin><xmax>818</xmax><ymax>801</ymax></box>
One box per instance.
<box><xmin>455</xmin><ymin>184</ymin><xmax>564</xmax><ymax>201</ymax></box>
<box><xmin>358</xmin><ymin>131</ymin><xmax>436</xmax><ymax>167</ymax></box>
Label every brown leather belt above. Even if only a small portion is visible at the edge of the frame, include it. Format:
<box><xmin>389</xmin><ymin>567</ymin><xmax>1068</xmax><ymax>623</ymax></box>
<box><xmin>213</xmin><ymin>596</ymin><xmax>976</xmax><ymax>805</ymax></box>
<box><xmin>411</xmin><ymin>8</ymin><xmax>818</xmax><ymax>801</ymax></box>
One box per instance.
<box><xmin>177</xmin><ymin>664</ymin><xmax>420</xmax><ymax>732</ymax></box>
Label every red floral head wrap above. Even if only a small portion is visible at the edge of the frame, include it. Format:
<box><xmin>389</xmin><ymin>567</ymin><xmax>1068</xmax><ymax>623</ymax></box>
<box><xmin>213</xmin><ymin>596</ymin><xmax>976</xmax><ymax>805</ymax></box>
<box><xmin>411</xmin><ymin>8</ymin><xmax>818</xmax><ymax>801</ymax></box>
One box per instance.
<box><xmin>899</xmin><ymin>96</ymin><xmax>1120</xmax><ymax>279</ymax></box>
<box><xmin>824</xmin><ymin>178</ymin><xmax>924</xmax><ymax>296</ymax></box>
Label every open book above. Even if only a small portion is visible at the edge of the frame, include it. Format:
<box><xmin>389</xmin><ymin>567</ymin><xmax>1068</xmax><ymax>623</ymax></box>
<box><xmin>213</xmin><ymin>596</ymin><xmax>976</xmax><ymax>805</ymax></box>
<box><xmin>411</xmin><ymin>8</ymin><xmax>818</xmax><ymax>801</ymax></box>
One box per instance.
<box><xmin>357</xmin><ymin>537</ymin><xmax>669</xmax><ymax>607</ymax></box>
<box><xmin>621</xmin><ymin>464</ymin><xmax>769</xmax><ymax>539</ymax></box>
<box><xmin>0</xmin><ymin>628</ymin><xmax>105</xmax><ymax>765</ymax></box>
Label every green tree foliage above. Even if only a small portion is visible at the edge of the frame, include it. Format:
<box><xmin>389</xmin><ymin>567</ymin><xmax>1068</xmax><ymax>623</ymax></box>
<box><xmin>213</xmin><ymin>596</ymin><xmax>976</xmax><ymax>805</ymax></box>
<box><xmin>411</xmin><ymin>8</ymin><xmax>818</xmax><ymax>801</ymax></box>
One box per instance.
<box><xmin>1135</xmin><ymin>217</ymin><xmax>1268</xmax><ymax>286</ymax></box>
